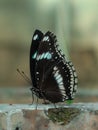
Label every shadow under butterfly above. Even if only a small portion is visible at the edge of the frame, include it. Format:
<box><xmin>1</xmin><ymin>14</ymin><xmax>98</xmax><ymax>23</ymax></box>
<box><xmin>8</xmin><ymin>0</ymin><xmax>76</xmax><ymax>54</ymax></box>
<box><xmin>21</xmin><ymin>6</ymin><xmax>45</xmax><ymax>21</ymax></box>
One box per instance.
<box><xmin>29</xmin><ymin>30</ymin><xmax>78</xmax><ymax>104</ymax></box>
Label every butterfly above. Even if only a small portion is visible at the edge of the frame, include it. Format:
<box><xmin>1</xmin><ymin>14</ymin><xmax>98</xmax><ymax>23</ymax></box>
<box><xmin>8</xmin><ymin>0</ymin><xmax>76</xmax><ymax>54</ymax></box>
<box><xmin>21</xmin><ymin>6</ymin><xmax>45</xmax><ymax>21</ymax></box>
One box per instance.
<box><xmin>30</xmin><ymin>29</ymin><xmax>78</xmax><ymax>103</ymax></box>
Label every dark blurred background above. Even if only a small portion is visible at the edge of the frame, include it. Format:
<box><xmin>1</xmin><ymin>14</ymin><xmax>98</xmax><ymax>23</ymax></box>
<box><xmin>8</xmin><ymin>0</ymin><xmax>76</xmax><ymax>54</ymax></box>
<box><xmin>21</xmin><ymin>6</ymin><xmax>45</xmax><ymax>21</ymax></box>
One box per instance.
<box><xmin>0</xmin><ymin>0</ymin><xmax>98</xmax><ymax>103</ymax></box>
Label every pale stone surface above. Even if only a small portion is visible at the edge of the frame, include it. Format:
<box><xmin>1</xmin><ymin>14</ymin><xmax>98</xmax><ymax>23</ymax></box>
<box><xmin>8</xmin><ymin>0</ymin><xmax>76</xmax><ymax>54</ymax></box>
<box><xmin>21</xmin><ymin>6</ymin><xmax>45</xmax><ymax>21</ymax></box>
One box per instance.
<box><xmin>10</xmin><ymin>110</ymin><xmax>23</xmax><ymax>130</ymax></box>
<box><xmin>0</xmin><ymin>112</ymin><xmax>7</xmax><ymax>130</ymax></box>
<box><xmin>0</xmin><ymin>103</ymin><xmax>98</xmax><ymax>130</ymax></box>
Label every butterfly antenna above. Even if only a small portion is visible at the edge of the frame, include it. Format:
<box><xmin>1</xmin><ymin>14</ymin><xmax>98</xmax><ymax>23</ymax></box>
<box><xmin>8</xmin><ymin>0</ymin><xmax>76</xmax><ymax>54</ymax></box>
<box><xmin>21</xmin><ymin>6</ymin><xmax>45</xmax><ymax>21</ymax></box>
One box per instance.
<box><xmin>17</xmin><ymin>68</ymin><xmax>32</xmax><ymax>85</ymax></box>
<box><xmin>21</xmin><ymin>71</ymin><xmax>31</xmax><ymax>82</ymax></box>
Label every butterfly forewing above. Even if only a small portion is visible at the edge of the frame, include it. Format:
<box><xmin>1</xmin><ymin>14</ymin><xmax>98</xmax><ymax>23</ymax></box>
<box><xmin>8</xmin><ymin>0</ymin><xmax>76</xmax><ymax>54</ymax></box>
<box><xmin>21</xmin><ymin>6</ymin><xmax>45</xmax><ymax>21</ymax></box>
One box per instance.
<box><xmin>30</xmin><ymin>30</ymin><xmax>43</xmax><ymax>88</ymax></box>
<box><xmin>35</xmin><ymin>31</ymin><xmax>58</xmax><ymax>88</ymax></box>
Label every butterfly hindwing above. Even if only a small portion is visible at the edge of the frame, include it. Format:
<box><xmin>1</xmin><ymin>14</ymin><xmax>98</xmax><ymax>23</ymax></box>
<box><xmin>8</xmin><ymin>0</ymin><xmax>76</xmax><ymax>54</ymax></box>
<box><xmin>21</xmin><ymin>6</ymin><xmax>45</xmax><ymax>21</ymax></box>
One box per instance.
<box><xmin>38</xmin><ymin>59</ymin><xmax>78</xmax><ymax>103</ymax></box>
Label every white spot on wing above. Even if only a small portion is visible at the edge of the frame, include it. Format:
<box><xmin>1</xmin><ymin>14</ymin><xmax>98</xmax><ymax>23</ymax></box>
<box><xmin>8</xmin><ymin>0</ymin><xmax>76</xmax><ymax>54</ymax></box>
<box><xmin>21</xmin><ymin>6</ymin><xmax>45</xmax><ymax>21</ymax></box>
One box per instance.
<box><xmin>32</xmin><ymin>52</ymin><xmax>37</xmax><ymax>59</ymax></box>
<box><xmin>43</xmin><ymin>36</ymin><xmax>49</xmax><ymax>41</ymax></box>
<box><xmin>57</xmin><ymin>77</ymin><xmax>62</xmax><ymax>83</ymax></box>
<box><xmin>36</xmin><ymin>72</ymin><xmax>39</xmax><ymax>74</ymax></box>
<box><xmin>74</xmin><ymin>85</ymin><xmax>77</xmax><ymax>91</ymax></box>
<box><xmin>55</xmin><ymin>74</ymin><xmax>61</xmax><ymax>80</ymax></box>
<box><xmin>55</xmin><ymin>56</ymin><xmax>58</xmax><ymax>59</ymax></box>
<box><xmin>53</xmin><ymin>66</ymin><xmax>57</xmax><ymax>71</ymax></box>
<box><xmin>70</xmin><ymin>81</ymin><xmax>74</xmax><ymax>84</ymax></box>
<box><xmin>36</xmin><ymin>52</ymin><xmax>52</xmax><ymax>60</ymax></box>
<box><xmin>40</xmin><ymin>53</ymin><xmax>45</xmax><ymax>60</ymax></box>
<box><xmin>75</xmin><ymin>78</ymin><xmax>78</xmax><ymax>83</ymax></box>
<box><xmin>37</xmin><ymin>55</ymin><xmax>40</xmax><ymax>60</ymax></box>
<box><xmin>33</xmin><ymin>34</ymin><xmax>38</xmax><ymax>40</ymax></box>
<box><xmin>44</xmin><ymin>52</ymin><xmax>48</xmax><ymax>59</ymax></box>
<box><xmin>54</xmin><ymin>72</ymin><xmax>59</xmax><ymax>78</ymax></box>
<box><xmin>53</xmin><ymin>66</ymin><xmax>66</xmax><ymax>101</ymax></box>
<box><xmin>46</xmin><ymin>53</ymin><xmax>52</xmax><ymax>59</ymax></box>
<box><xmin>70</xmin><ymin>84</ymin><xmax>73</xmax><ymax>88</ymax></box>
<box><xmin>74</xmin><ymin>72</ymin><xmax>77</xmax><ymax>77</ymax></box>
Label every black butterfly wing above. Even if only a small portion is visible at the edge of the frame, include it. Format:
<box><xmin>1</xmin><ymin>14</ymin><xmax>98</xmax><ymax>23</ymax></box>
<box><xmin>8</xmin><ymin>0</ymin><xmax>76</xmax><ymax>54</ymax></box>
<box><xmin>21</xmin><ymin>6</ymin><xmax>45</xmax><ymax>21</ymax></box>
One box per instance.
<box><xmin>35</xmin><ymin>31</ymin><xmax>78</xmax><ymax>103</ymax></box>
<box><xmin>35</xmin><ymin>31</ymin><xmax>58</xmax><ymax>89</ymax></box>
<box><xmin>30</xmin><ymin>30</ymin><xmax>43</xmax><ymax>88</ymax></box>
<box><xmin>43</xmin><ymin>60</ymin><xmax>78</xmax><ymax>103</ymax></box>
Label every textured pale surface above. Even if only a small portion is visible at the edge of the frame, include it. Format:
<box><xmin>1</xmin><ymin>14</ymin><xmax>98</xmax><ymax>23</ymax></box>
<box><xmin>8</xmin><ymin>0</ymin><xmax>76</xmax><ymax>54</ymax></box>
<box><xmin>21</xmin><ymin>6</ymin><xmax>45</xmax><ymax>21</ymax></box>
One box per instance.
<box><xmin>0</xmin><ymin>103</ymin><xmax>98</xmax><ymax>130</ymax></box>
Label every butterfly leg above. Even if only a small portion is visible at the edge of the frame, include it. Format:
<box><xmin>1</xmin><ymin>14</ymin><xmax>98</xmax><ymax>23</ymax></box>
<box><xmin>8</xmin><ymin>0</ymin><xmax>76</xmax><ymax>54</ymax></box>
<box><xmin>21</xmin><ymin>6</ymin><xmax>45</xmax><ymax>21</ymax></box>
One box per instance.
<box><xmin>42</xmin><ymin>99</ymin><xmax>50</xmax><ymax>104</ymax></box>
<box><xmin>30</xmin><ymin>87</ymin><xmax>35</xmax><ymax>104</ymax></box>
<box><xmin>53</xmin><ymin>103</ymin><xmax>57</xmax><ymax>109</ymax></box>
<box><xmin>31</xmin><ymin>91</ymin><xmax>34</xmax><ymax>104</ymax></box>
<box><xmin>35</xmin><ymin>97</ymin><xmax>39</xmax><ymax>110</ymax></box>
